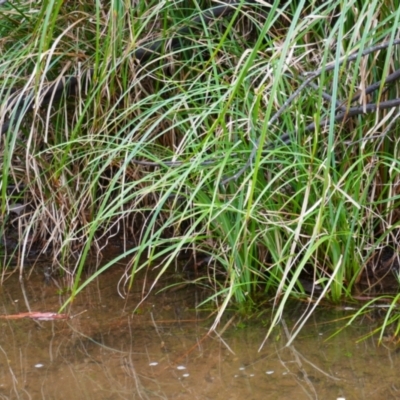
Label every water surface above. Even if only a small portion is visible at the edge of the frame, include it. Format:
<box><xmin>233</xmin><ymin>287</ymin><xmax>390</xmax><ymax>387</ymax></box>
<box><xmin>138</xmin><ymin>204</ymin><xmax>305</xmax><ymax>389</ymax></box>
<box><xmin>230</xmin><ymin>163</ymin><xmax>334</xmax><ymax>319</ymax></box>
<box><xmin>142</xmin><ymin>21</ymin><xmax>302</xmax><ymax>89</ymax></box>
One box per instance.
<box><xmin>0</xmin><ymin>261</ymin><xmax>399</xmax><ymax>400</ymax></box>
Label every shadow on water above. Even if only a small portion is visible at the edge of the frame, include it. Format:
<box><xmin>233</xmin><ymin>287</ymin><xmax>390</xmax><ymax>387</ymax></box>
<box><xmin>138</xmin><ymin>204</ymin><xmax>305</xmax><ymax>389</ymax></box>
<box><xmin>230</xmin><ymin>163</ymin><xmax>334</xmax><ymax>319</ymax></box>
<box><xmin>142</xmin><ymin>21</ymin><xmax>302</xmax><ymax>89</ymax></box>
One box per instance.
<box><xmin>0</xmin><ymin>256</ymin><xmax>400</xmax><ymax>400</ymax></box>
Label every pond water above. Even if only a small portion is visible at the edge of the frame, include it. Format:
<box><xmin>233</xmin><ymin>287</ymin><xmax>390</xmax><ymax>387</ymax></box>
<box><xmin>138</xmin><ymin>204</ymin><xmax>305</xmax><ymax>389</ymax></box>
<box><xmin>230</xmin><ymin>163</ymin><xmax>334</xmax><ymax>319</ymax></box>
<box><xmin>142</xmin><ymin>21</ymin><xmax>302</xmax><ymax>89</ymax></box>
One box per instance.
<box><xmin>0</xmin><ymin>255</ymin><xmax>399</xmax><ymax>400</ymax></box>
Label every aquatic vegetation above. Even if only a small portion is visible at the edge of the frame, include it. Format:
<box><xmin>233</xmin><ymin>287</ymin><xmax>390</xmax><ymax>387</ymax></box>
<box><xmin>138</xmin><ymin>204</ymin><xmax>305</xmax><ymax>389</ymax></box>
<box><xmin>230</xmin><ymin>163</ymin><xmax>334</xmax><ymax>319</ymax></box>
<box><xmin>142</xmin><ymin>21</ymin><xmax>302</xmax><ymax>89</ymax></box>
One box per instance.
<box><xmin>1</xmin><ymin>0</ymin><xmax>400</xmax><ymax>344</ymax></box>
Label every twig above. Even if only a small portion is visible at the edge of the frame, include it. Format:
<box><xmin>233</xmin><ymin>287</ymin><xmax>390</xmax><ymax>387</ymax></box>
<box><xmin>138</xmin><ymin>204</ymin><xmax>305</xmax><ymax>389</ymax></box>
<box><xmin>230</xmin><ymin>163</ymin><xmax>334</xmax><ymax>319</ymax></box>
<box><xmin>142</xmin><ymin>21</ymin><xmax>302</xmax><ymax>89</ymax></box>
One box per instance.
<box><xmin>221</xmin><ymin>39</ymin><xmax>400</xmax><ymax>184</ymax></box>
<box><xmin>277</xmin><ymin>71</ymin><xmax>400</xmax><ymax>147</ymax></box>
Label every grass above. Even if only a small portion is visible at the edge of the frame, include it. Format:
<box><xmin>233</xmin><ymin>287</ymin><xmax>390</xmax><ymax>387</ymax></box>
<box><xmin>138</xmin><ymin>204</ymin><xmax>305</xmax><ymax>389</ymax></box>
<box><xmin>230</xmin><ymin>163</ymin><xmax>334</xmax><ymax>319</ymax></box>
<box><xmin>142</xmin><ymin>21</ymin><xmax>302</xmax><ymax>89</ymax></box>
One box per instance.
<box><xmin>1</xmin><ymin>0</ymin><xmax>400</xmax><ymax>344</ymax></box>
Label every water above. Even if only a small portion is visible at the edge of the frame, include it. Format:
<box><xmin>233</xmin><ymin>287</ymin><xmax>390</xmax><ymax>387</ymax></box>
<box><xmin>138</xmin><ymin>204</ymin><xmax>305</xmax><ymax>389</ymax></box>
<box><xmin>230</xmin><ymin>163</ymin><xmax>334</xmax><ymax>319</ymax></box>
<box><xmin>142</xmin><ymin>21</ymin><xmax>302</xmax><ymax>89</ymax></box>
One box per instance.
<box><xmin>0</xmin><ymin>262</ymin><xmax>399</xmax><ymax>399</ymax></box>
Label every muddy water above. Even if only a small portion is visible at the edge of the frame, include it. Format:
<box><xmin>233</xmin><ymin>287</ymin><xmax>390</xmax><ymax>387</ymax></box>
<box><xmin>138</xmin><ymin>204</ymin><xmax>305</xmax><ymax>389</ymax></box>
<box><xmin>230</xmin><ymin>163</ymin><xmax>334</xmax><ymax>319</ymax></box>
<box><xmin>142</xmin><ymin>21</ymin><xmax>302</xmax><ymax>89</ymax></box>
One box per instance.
<box><xmin>0</xmin><ymin>262</ymin><xmax>399</xmax><ymax>400</ymax></box>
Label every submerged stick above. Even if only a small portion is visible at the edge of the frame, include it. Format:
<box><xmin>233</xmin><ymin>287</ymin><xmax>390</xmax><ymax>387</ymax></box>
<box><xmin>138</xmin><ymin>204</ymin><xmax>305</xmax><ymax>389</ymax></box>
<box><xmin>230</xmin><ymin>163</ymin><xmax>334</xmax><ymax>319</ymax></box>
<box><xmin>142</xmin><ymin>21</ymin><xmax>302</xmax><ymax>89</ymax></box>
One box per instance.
<box><xmin>0</xmin><ymin>312</ymin><xmax>69</xmax><ymax>320</ymax></box>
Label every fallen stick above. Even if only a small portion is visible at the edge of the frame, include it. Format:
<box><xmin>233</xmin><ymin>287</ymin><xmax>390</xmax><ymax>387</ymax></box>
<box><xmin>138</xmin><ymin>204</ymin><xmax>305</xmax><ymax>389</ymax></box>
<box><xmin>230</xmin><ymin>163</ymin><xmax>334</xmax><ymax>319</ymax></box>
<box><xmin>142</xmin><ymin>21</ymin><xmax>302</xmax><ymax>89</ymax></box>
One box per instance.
<box><xmin>0</xmin><ymin>312</ymin><xmax>70</xmax><ymax>321</ymax></box>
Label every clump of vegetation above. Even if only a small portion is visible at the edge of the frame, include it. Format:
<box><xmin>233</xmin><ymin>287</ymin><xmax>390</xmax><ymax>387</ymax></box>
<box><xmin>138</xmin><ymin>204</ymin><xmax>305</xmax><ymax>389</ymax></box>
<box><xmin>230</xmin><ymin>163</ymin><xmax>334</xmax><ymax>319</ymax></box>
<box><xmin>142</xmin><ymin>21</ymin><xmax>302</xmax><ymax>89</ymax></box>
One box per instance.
<box><xmin>1</xmin><ymin>0</ymin><xmax>400</xmax><ymax>344</ymax></box>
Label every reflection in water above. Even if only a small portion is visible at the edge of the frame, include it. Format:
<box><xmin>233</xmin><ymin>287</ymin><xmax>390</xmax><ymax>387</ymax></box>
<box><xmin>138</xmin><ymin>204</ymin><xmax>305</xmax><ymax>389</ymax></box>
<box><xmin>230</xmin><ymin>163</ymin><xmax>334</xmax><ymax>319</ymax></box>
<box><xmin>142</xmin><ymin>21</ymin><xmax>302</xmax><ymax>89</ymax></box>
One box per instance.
<box><xmin>0</xmin><ymin>266</ymin><xmax>399</xmax><ymax>400</ymax></box>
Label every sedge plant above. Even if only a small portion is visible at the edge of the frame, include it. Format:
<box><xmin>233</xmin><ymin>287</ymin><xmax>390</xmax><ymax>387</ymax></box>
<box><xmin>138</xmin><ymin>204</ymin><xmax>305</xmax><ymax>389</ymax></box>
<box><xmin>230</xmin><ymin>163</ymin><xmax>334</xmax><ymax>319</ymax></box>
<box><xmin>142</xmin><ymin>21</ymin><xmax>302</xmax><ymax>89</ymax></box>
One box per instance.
<box><xmin>1</xmin><ymin>0</ymin><xmax>400</xmax><ymax>344</ymax></box>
